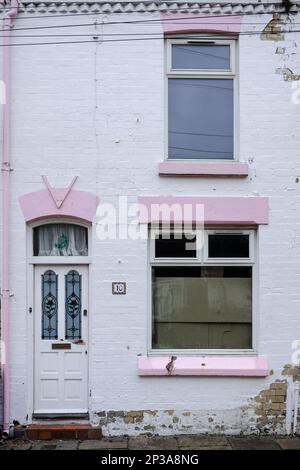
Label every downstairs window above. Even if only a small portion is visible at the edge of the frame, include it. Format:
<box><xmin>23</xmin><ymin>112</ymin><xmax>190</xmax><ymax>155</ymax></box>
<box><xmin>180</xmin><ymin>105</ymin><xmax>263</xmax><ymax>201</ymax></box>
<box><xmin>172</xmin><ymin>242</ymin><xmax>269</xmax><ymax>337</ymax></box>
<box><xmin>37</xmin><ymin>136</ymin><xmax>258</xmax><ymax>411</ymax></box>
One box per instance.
<box><xmin>151</xmin><ymin>230</ymin><xmax>254</xmax><ymax>351</ymax></box>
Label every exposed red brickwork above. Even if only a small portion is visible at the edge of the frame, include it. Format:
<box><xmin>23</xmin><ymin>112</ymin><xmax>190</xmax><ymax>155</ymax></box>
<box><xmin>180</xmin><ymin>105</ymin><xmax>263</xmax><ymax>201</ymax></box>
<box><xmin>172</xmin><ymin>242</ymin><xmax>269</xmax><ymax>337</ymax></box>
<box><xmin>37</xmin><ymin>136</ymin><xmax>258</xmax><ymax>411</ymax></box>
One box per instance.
<box><xmin>253</xmin><ymin>366</ymin><xmax>300</xmax><ymax>433</ymax></box>
<box><xmin>25</xmin><ymin>424</ymin><xmax>102</xmax><ymax>440</ymax></box>
<box><xmin>254</xmin><ymin>380</ymin><xmax>287</xmax><ymax>432</ymax></box>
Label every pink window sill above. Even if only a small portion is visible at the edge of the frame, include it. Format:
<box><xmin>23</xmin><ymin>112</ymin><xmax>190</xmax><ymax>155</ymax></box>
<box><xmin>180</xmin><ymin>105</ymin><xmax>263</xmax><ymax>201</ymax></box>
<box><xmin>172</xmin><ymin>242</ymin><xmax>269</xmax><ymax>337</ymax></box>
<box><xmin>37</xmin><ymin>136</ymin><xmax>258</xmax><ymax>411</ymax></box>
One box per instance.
<box><xmin>159</xmin><ymin>162</ymin><xmax>249</xmax><ymax>178</ymax></box>
<box><xmin>138</xmin><ymin>356</ymin><xmax>269</xmax><ymax>377</ymax></box>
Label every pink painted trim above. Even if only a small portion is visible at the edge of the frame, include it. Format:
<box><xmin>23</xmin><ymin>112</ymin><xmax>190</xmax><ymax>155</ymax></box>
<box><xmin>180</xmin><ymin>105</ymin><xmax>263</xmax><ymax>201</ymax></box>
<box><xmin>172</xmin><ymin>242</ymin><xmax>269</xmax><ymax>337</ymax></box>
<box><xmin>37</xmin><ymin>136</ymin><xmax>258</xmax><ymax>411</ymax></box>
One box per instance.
<box><xmin>1</xmin><ymin>0</ymin><xmax>19</xmax><ymax>436</ymax></box>
<box><xmin>42</xmin><ymin>175</ymin><xmax>78</xmax><ymax>208</ymax></box>
<box><xmin>161</xmin><ymin>13</ymin><xmax>242</xmax><ymax>35</ymax></box>
<box><xmin>19</xmin><ymin>189</ymin><xmax>98</xmax><ymax>223</ymax></box>
<box><xmin>159</xmin><ymin>162</ymin><xmax>249</xmax><ymax>177</ymax></box>
<box><xmin>138</xmin><ymin>196</ymin><xmax>269</xmax><ymax>225</ymax></box>
<box><xmin>138</xmin><ymin>356</ymin><xmax>269</xmax><ymax>377</ymax></box>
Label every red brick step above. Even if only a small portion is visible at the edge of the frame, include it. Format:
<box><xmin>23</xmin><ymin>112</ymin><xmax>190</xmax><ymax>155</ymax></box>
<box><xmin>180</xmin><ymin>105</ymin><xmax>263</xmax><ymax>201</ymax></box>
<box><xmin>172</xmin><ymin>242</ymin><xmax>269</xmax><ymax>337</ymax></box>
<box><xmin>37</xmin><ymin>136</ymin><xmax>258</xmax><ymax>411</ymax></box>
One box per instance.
<box><xmin>25</xmin><ymin>424</ymin><xmax>102</xmax><ymax>440</ymax></box>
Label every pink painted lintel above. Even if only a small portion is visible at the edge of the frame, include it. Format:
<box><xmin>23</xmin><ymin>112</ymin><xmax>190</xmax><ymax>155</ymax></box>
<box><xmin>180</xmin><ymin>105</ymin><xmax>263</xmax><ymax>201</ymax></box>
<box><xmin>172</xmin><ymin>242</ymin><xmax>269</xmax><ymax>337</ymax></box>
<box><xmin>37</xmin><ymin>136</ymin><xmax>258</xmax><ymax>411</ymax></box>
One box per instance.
<box><xmin>161</xmin><ymin>13</ymin><xmax>242</xmax><ymax>35</ymax></box>
<box><xmin>138</xmin><ymin>196</ymin><xmax>269</xmax><ymax>225</ymax></box>
<box><xmin>19</xmin><ymin>188</ymin><xmax>99</xmax><ymax>223</ymax></box>
<box><xmin>159</xmin><ymin>161</ymin><xmax>249</xmax><ymax>177</ymax></box>
<box><xmin>138</xmin><ymin>356</ymin><xmax>269</xmax><ymax>377</ymax></box>
<box><xmin>42</xmin><ymin>175</ymin><xmax>78</xmax><ymax>209</ymax></box>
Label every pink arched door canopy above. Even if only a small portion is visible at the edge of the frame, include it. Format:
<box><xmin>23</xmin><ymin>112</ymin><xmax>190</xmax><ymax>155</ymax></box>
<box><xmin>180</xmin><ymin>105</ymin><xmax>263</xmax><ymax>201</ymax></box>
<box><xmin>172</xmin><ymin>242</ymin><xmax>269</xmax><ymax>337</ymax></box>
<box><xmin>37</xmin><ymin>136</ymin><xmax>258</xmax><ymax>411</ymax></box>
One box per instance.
<box><xmin>19</xmin><ymin>176</ymin><xmax>98</xmax><ymax>223</ymax></box>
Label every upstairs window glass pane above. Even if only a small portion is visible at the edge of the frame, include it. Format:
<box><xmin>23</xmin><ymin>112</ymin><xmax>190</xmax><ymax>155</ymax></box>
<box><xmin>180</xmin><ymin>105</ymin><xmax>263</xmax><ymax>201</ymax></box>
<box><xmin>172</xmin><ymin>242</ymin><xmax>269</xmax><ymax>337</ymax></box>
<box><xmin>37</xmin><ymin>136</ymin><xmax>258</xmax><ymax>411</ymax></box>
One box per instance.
<box><xmin>168</xmin><ymin>78</ymin><xmax>233</xmax><ymax>160</ymax></box>
<box><xmin>172</xmin><ymin>44</ymin><xmax>231</xmax><ymax>70</ymax></box>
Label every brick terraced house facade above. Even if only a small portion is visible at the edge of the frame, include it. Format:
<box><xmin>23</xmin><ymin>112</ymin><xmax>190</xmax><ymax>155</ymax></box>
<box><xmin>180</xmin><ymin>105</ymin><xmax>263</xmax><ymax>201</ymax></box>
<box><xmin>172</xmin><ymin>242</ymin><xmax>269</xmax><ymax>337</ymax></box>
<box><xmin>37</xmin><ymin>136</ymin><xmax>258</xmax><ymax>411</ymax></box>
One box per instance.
<box><xmin>0</xmin><ymin>0</ymin><xmax>300</xmax><ymax>437</ymax></box>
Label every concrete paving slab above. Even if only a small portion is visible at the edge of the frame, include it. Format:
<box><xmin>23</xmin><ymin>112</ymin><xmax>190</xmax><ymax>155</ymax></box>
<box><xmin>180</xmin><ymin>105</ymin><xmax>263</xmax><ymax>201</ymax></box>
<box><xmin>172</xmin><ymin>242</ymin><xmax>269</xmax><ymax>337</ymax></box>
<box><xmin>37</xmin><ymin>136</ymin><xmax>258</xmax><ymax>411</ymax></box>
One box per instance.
<box><xmin>277</xmin><ymin>438</ymin><xmax>300</xmax><ymax>450</ymax></box>
<box><xmin>228</xmin><ymin>437</ymin><xmax>281</xmax><ymax>450</ymax></box>
<box><xmin>31</xmin><ymin>440</ymin><xmax>79</xmax><ymax>450</ymax></box>
<box><xmin>79</xmin><ymin>439</ymin><xmax>128</xmax><ymax>450</ymax></box>
<box><xmin>0</xmin><ymin>439</ymin><xmax>32</xmax><ymax>450</ymax></box>
<box><xmin>3</xmin><ymin>434</ymin><xmax>298</xmax><ymax>451</ymax></box>
<box><xmin>129</xmin><ymin>436</ymin><xmax>179</xmax><ymax>450</ymax></box>
<box><xmin>180</xmin><ymin>446</ymin><xmax>231</xmax><ymax>450</ymax></box>
<box><xmin>177</xmin><ymin>435</ymin><xmax>230</xmax><ymax>449</ymax></box>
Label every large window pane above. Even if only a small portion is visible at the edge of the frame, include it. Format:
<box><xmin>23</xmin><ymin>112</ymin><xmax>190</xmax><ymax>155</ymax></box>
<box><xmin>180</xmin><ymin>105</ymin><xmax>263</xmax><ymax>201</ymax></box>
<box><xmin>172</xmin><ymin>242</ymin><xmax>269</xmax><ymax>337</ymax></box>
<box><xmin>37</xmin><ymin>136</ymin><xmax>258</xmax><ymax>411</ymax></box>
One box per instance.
<box><xmin>172</xmin><ymin>44</ymin><xmax>230</xmax><ymax>70</ymax></box>
<box><xmin>209</xmin><ymin>234</ymin><xmax>250</xmax><ymax>258</ymax></box>
<box><xmin>168</xmin><ymin>78</ymin><xmax>233</xmax><ymax>160</ymax></box>
<box><xmin>152</xmin><ymin>266</ymin><xmax>252</xmax><ymax>349</ymax></box>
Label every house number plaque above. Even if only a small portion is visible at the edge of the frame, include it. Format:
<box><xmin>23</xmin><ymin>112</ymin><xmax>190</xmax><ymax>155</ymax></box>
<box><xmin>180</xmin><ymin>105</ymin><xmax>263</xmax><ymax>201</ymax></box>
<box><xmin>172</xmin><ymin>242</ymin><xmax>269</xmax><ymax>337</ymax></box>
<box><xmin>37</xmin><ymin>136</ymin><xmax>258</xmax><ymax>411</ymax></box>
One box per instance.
<box><xmin>112</xmin><ymin>282</ymin><xmax>126</xmax><ymax>295</ymax></box>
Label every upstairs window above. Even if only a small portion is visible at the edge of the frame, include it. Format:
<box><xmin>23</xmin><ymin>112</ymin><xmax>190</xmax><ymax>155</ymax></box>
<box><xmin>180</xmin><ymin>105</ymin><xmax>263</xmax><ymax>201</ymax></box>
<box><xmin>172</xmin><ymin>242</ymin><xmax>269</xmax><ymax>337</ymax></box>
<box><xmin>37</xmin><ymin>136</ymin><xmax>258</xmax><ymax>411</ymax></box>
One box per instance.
<box><xmin>167</xmin><ymin>38</ymin><xmax>236</xmax><ymax>160</ymax></box>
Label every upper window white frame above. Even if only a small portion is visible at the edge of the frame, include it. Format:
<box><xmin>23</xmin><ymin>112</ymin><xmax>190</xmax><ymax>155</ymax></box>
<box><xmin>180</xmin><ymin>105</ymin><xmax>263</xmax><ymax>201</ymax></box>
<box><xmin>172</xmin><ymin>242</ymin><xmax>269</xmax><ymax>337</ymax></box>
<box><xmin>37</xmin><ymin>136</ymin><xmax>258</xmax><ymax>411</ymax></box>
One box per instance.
<box><xmin>165</xmin><ymin>36</ymin><xmax>239</xmax><ymax>161</ymax></box>
<box><xmin>167</xmin><ymin>38</ymin><xmax>236</xmax><ymax>76</ymax></box>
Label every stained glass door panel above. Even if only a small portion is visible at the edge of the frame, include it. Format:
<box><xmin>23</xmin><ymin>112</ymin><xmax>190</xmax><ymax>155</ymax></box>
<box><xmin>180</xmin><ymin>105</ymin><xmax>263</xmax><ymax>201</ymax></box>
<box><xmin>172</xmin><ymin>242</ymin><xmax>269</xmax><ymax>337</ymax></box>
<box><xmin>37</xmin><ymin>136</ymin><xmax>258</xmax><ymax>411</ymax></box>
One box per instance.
<box><xmin>41</xmin><ymin>270</ymin><xmax>58</xmax><ymax>339</ymax></box>
<box><xmin>65</xmin><ymin>270</ymin><xmax>82</xmax><ymax>340</ymax></box>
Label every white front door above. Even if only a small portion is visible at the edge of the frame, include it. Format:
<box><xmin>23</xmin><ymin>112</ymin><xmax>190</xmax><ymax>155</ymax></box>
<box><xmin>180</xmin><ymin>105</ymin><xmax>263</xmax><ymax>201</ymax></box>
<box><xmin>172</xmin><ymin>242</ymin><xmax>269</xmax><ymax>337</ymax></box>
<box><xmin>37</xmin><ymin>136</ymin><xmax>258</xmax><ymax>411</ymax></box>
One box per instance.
<box><xmin>34</xmin><ymin>265</ymin><xmax>88</xmax><ymax>414</ymax></box>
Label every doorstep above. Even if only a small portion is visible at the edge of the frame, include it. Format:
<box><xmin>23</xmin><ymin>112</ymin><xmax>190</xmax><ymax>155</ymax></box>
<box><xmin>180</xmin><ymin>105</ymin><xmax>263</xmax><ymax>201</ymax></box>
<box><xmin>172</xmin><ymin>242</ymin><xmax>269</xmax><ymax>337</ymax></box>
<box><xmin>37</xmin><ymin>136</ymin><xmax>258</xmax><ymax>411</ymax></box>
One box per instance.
<box><xmin>23</xmin><ymin>424</ymin><xmax>102</xmax><ymax>440</ymax></box>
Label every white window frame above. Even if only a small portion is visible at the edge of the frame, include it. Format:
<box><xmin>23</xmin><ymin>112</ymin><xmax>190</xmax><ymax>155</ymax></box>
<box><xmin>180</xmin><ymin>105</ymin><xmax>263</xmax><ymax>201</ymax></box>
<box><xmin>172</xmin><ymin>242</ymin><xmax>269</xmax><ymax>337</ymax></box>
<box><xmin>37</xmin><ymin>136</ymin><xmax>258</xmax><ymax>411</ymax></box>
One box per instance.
<box><xmin>149</xmin><ymin>228</ymin><xmax>257</xmax><ymax>356</ymax></box>
<box><xmin>150</xmin><ymin>226</ymin><xmax>203</xmax><ymax>264</ymax></box>
<box><xmin>165</xmin><ymin>36</ymin><xmax>239</xmax><ymax>161</ymax></box>
<box><xmin>204</xmin><ymin>229</ymin><xmax>255</xmax><ymax>264</ymax></box>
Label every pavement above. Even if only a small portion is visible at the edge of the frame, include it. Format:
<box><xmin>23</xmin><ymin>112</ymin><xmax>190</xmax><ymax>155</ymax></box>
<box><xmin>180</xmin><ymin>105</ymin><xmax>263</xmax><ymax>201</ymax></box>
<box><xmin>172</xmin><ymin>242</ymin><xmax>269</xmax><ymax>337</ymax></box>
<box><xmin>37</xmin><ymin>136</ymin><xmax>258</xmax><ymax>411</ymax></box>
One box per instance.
<box><xmin>1</xmin><ymin>435</ymin><xmax>300</xmax><ymax>450</ymax></box>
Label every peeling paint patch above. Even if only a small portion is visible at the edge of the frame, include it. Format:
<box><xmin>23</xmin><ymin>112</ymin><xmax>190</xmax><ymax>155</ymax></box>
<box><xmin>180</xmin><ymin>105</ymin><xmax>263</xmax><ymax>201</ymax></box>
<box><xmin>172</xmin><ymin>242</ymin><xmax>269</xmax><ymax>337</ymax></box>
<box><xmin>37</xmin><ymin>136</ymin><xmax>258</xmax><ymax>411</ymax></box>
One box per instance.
<box><xmin>247</xmin><ymin>365</ymin><xmax>300</xmax><ymax>434</ymax></box>
<box><xmin>276</xmin><ymin>67</ymin><xmax>300</xmax><ymax>81</ymax></box>
<box><xmin>282</xmin><ymin>364</ymin><xmax>300</xmax><ymax>381</ymax></box>
<box><xmin>261</xmin><ymin>15</ymin><xmax>285</xmax><ymax>41</ymax></box>
<box><xmin>123</xmin><ymin>411</ymin><xmax>144</xmax><ymax>424</ymax></box>
<box><xmin>166</xmin><ymin>356</ymin><xmax>177</xmax><ymax>375</ymax></box>
<box><xmin>276</xmin><ymin>47</ymin><xmax>286</xmax><ymax>54</ymax></box>
<box><xmin>144</xmin><ymin>410</ymin><xmax>157</xmax><ymax>417</ymax></box>
<box><xmin>253</xmin><ymin>380</ymin><xmax>287</xmax><ymax>433</ymax></box>
<box><xmin>143</xmin><ymin>425</ymin><xmax>155</xmax><ymax>431</ymax></box>
<box><xmin>95</xmin><ymin>408</ymin><xmax>247</xmax><ymax>437</ymax></box>
<box><xmin>93</xmin><ymin>366</ymin><xmax>300</xmax><ymax>437</ymax></box>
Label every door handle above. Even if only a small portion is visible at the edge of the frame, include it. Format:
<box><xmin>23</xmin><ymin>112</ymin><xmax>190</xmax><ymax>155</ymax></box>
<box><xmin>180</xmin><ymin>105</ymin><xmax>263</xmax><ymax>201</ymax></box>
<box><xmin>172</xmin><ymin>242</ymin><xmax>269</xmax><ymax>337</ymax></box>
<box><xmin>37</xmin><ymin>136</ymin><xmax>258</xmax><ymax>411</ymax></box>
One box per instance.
<box><xmin>83</xmin><ymin>309</ymin><xmax>88</xmax><ymax>317</ymax></box>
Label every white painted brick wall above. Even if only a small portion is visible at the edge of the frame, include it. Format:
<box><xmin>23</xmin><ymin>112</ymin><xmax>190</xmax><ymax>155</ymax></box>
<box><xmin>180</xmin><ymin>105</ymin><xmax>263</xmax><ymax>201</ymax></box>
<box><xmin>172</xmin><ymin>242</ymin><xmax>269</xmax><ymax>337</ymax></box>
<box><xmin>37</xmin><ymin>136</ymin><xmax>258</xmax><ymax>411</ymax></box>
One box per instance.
<box><xmin>0</xmin><ymin>11</ymin><xmax>300</xmax><ymax>434</ymax></box>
